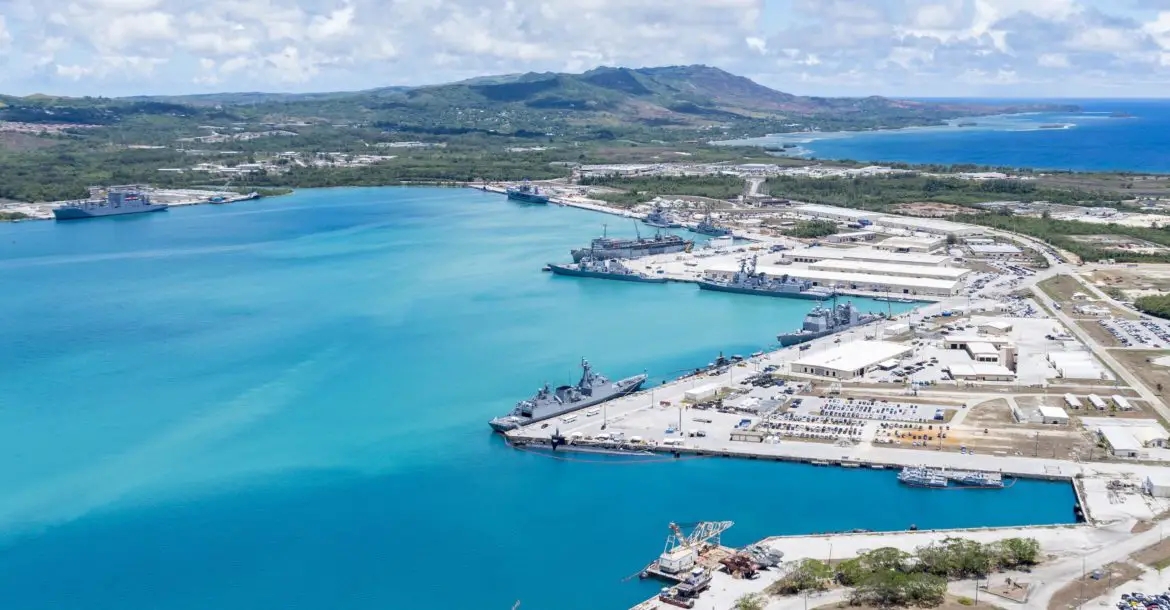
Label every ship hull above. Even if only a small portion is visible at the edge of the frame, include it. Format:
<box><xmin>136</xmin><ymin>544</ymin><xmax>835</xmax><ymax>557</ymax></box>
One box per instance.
<box><xmin>549</xmin><ymin>264</ymin><xmax>667</xmax><ymax>283</ymax></box>
<box><xmin>690</xmin><ymin>227</ymin><xmax>732</xmax><ymax>237</ymax></box>
<box><xmin>507</xmin><ymin>192</ymin><xmax>550</xmax><ymax>204</ymax></box>
<box><xmin>53</xmin><ymin>204</ymin><xmax>170</xmax><ymax>220</ymax></box>
<box><xmin>570</xmin><ymin>242</ymin><xmax>691</xmax><ymax>262</ymax></box>
<box><xmin>698</xmin><ymin>281</ymin><xmax>832</xmax><ymax>300</ymax></box>
<box><xmin>643</xmin><ymin>219</ymin><xmax>682</xmax><ymax>229</ymax></box>
<box><xmin>489</xmin><ymin>375</ymin><xmax>647</xmax><ymax>432</ymax></box>
<box><xmin>778</xmin><ymin>317</ymin><xmax>881</xmax><ymax>346</ymax></box>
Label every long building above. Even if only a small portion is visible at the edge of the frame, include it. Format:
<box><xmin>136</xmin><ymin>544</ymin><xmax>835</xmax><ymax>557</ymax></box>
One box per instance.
<box><xmin>779</xmin><ymin>247</ymin><xmax>950</xmax><ymax>267</ymax></box>
<box><xmin>808</xmin><ymin>260</ymin><xmax>970</xmax><ymax>281</ymax></box>
<box><xmin>791</xmin><ymin>341</ymin><xmax>914</xmax><ymax>379</ymax></box>
<box><xmin>703</xmin><ymin>263</ymin><xmax>963</xmax><ymax>297</ymax></box>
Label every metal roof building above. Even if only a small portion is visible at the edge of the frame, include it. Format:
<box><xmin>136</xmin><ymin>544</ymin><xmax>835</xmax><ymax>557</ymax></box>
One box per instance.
<box><xmin>791</xmin><ymin>341</ymin><xmax>914</xmax><ymax>379</ymax></box>
<box><xmin>808</xmin><ymin>260</ymin><xmax>971</xmax><ymax>281</ymax></box>
<box><xmin>779</xmin><ymin>247</ymin><xmax>951</xmax><ymax>267</ymax></box>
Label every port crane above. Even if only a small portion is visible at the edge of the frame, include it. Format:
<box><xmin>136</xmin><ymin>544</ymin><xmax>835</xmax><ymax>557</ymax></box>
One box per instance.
<box><xmin>663</xmin><ymin>521</ymin><xmax>734</xmax><ymax>556</ymax></box>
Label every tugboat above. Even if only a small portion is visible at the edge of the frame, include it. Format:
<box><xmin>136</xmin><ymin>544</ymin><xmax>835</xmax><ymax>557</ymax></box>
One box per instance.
<box><xmin>506</xmin><ymin>181</ymin><xmax>550</xmax><ymax>204</ymax></box>
<box><xmin>548</xmin><ymin>257</ymin><xmax>667</xmax><ymax>283</ymax></box>
<box><xmin>897</xmin><ymin>466</ymin><xmax>948</xmax><ymax>488</ymax></box>
<box><xmin>777</xmin><ymin>297</ymin><xmax>884</xmax><ymax>347</ymax></box>
<box><xmin>489</xmin><ymin>360</ymin><xmax>647</xmax><ymax>432</ymax></box>
<box><xmin>643</xmin><ymin>205</ymin><xmax>683</xmax><ymax>229</ymax></box>
<box><xmin>698</xmin><ymin>255</ymin><xmax>835</xmax><ymax>300</ymax></box>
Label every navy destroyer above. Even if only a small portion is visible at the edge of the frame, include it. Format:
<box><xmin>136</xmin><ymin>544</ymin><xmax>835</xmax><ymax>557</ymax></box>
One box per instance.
<box><xmin>570</xmin><ymin>225</ymin><xmax>692</xmax><ymax>262</ymax></box>
<box><xmin>642</xmin><ymin>205</ymin><xmax>682</xmax><ymax>229</ymax></box>
<box><xmin>53</xmin><ymin>189</ymin><xmax>169</xmax><ymax>220</ymax></box>
<box><xmin>506</xmin><ymin>182</ymin><xmax>550</xmax><ymax>204</ymax></box>
<box><xmin>777</xmin><ymin>298</ymin><xmax>884</xmax><ymax>346</ymax></box>
<box><xmin>690</xmin><ymin>213</ymin><xmax>732</xmax><ymax>237</ymax></box>
<box><xmin>698</xmin><ymin>256</ymin><xmax>835</xmax><ymax>300</ymax></box>
<box><xmin>548</xmin><ymin>257</ymin><xmax>667</xmax><ymax>283</ymax></box>
<box><xmin>489</xmin><ymin>360</ymin><xmax>647</xmax><ymax>432</ymax></box>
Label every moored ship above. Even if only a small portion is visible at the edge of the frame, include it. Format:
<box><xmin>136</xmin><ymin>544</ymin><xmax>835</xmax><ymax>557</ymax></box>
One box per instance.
<box><xmin>570</xmin><ymin>226</ymin><xmax>692</xmax><ymax>262</ymax></box>
<box><xmin>548</xmin><ymin>257</ymin><xmax>667</xmax><ymax>283</ymax></box>
<box><xmin>698</xmin><ymin>256</ymin><xmax>835</xmax><ymax>300</ymax></box>
<box><xmin>53</xmin><ymin>189</ymin><xmax>169</xmax><ymax>220</ymax></box>
<box><xmin>690</xmin><ymin>213</ymin><xmax>732</xmax><ymax>237</ymax></box>
<box><xmin>898</xmin><ymin>466</ymin><xmax>948</xmax><ymax>488</ymax></box>
<box><xmin>489</xmin><ymin>360</ymin><xmax>647</xmax><ymax>432</ymax></box>
<box><xmin>777</xmin><ymin>299</ymin><xmax>883</xmax><ymax>346</ymax></box>
<box><xmin>643</xmin><ymin>205</ymin><xmax>682</xmax><ymax>229</ymax></box>
<box><xmin>506</xmin><ymin>182</ymin><xmax>550</xmax><ymax>204</ymax></box>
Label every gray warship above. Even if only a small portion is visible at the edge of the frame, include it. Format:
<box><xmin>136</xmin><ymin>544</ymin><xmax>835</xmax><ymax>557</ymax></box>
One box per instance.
<box><xmin>642</xmin><ymin>205</ymin><xmax>682</xmax><ymax>229</ymax></box>
<box><xmin>53</xmin><ymin>189</ymin><xmax>169</xmax><ymax>220</ymax></box>
<box><xmin>777</xmin><ymin>299</ymin><xmax>884</xmax><ymax>346</ymax></box>
<box><xmin>570</xmin><ymin>225</ymin><xmax>692</xmax><ymax>262</ymax></box>
<box><xmin>690</xmin><ymin>213</ymin><xmax>732</xmax><ymax>237</ymax></box>
<box><xmin>548</xmin><ymin>257</ymin><xmax>667</xmax><ymax>283</ymax></box>
<box><xmin>489</xmin><ymin>360</ymin><xmax>648</xmax><ymax>432</ymax></box>
<box><xmin>698</xmin><ymin>255</ymin><xmax>836</xmax><ymax>300</ymax></box>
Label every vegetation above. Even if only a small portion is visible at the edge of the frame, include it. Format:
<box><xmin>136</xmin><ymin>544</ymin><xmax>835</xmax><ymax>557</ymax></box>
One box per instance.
<box><xmin>765</xmin><ymin>539</ymin><xmax>1041</xmax><ymax>609</ymax></box>
<box><xmin>766</xmin><ymin>559</ymin><xmax>833</xmax><ymax>595</ymax></box>
<box><xmin>1136</xmin><ymin>294</ymin><xmax>1170</xmax><ymax>319</ymax></box>
<box><xmin>579</xmin><ymin>174</ymin><xmax>745</xmax><ymax>202</ymax></box>
<box><xmin>783</xmin><ymin>220</ymin><xmax>840</xmax><ymax>239</ymax></box>
<box><xmin>955</xmin><ymin>213</ymin><xmax>1170</xmax><ymax>263</ymax></box>
<box><xmin>762</xmin><ymin>174</ymin><xmax>1120</xmax><ymax>212</ymax></box>
<box><xmin>733</xmin><ymin>593</ymin><xmax>765</xmax><ymax>610</ymax></box>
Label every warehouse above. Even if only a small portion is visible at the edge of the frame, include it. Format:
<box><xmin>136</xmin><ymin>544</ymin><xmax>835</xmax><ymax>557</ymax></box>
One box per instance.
<box><xmin>1144</xmin><ymin>474</ymin><xmax>1170</xmax><ymax>498</ymax></box>
<box><xmin>778</xmin><ymin>247</ymin><xmax>950</xmax><ymax>267</ymax></box>
<box><xmin>1113</xmin><ymin>395</ymin><xmax>1133</xmax><ymax>411</ymax></box>
<box><xmin>704</xmin><ymin>264</ymin><xmax>963</xmax><ymax>297</ymax></box>
<box><xmin>947</xmin><ymin>363</ymin><xmax>1016</xmax><ymax>382</ymax></box>
<box><xmin>825</xmin><ymin>231</ymin><xmax>877</xmax><ymax>243</ymax></box>
<box><xmin>876</xmin><ymin>216</ymin><xmax>983</xmax><ymax>237</ymax></box>
<box><xmin>794</xmin><ymin>204</ymin><xmax>884</xmax><ymax>224</ymax></box>
<box><xmin>1037</xmin><ymin>406</ymin><xmax>1070</xmax><ymax>425</ymax></box>
<box><xmin>1099</xmin><ymin>426</ymin><xmax>1144</xmax><ymax>458</ymax></box>
<box><xmin>1088</xmin><ymin>394</ymin><xmax>1108</xmax><ymax>410</ymax></box>
<box><xmin>964</xmin><ymin>342</ymin><xmax>1000</xmax><ymax>363</ymax></box>
<box><xmin>874</xmin><ymin>235</ymin><xmax>946</xmax><ymax>253</ymax></box>
<box><xmin>968</xmin><ymin>243</ymin><xmax>1024</xmax><ymax>258</ymax></box>
<box><xmin>1065</xmin><ymin>393</ymin><xmax>1083</xmax><ymax>410</ymax></box>
<box><xmin>943</xmin><ymin>335</ymin><xmax>1011</xmax><ymax>350</ymax></box>
<box><xmin>791</xmin><ymin>341</ymin><xmax>913</xmax><ymax>380</ymax></box>
<box><xmin>684</xmin><ymin>383</ymin><xmax>723</xmax><ymax>402</ymax></box>
<box><xmin>807</xmin><ymin>260</ymin><xmax>970</xmax><ymax>281</ymax></box>
<box><xmin>978</xmin><ymin>320</ymin><xmax>1014</xmax><ymax>335</ymax></box>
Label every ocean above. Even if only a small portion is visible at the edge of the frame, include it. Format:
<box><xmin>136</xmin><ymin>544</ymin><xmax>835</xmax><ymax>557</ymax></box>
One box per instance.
<box><xmin>721</xmin><ymin>99</ymin><xmax>1170</xmax><ymax>172</ymax></box>
<box><xmin>0</xmin><ymin>188</ymin><xmax>1076</xmax><ymax>610</ymax></box>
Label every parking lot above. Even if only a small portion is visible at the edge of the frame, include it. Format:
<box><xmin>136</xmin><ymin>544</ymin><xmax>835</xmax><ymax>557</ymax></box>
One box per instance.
<box><xmin>1098</xmin><ymin>317</ymin><xmax>1170</xmax><ymax>348</ymax></box>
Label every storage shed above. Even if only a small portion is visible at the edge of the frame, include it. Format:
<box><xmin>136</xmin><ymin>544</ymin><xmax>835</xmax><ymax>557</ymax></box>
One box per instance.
<box><xmin>1037</xmin><ymin>406</ymin><xmax>1069</xmax><ymax>425</ymax></box>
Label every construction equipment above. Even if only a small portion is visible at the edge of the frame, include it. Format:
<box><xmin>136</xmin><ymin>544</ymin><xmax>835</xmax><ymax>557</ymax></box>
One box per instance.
<box><xmin>719</xmin><ymin>553</ymin><xmax>758</xmax><ymax>579</ymax></box>
<box><xmin>654</xmin><ymin>521</ymin><xmax>735</xmax><ymax>576</ymax></box>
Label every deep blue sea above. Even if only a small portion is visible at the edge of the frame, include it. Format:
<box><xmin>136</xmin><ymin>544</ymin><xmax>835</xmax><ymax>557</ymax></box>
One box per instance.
<box><xmin>0</xmin><ymin>188</ymin><xmax>1076</xmax><ymax>610</ymax></box>
<box><xmin>722</xmin><ymin>99</ymin><xmax>1170</xmax><ymax>172</ymax></box>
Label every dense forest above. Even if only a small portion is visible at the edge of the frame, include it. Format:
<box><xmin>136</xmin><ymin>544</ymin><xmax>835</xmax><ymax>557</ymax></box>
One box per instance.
<box><xmin>1134</xmin><ymin>295</ymin><xmax>1170</xmax><ymax>318</ymax></box>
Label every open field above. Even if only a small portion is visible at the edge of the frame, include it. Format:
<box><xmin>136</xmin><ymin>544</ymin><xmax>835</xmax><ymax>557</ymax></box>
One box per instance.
<box><xmin>1038</xmin><ymin>274</ymin><xmax>1088</xmax><ymax>304</ymax></box>
<box><xmin>1047</xmin><ymin>562</ymin><xmax>1143</xmax><ymax>610</ymax></box>
<box><xmin>1036</xmin><ymin>172</ymin><xmax>1170</xmax><ymax>198</ymax></box>
<box><xmin>1089</xmin><ymin>266</ymin><xmax>1170</xmax><ymax>298</ymax></box>
<box><xmin>1111</xmin><ymin>350</ymin><xmax>1170</xmax><ymax>406</ymax></box>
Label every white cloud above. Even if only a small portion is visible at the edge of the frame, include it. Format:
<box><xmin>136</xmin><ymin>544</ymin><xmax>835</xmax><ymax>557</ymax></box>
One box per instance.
<box><xmin>1</xmin><ymin>0</ymin><xmax>1170</xmax><ymax>96</ymax></box>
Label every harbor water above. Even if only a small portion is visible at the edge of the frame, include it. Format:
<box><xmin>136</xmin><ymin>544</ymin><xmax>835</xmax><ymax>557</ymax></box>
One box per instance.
<box><xmin>0</xmin><ymin>187</ymin><xmax>1077</xmax><ymax>610</ymax></box>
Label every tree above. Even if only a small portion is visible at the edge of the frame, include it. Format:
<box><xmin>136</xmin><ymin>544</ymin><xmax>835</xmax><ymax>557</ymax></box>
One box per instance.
<box><xmin>835</xmin><ymin>557</ymin><xmax>867</xmax><ymax>586</ymax></box>
<box><xmin>991</xmin><ymin>537</ymin><xmax>1041</xmax><ymax>568</ymax></box>
<box><xmin>767</xmin><ymin>559</ymin><xmax>832</xmax><ymax>595</ymax></box>
<box><xmin>859</xmin><ymin>547</ymin><xmax>912</xmax><ymax>573</ymax></box>
<box><xmin>946</xmin><ymin>233</ymin><xmax>959</xmax><ymax>246</ymax></box>
<box><xmin>733</xmin><ymin>593</ymin><xmax>765</xmax><ymax>610</ymax></box>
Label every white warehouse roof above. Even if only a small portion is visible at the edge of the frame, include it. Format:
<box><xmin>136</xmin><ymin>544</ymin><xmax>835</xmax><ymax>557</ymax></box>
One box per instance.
<box><xmin>792</xmin><ymin>341</ymin><xmax>913</xmax><ymax>372</ymax></box>
<box><xmin>794</xmin><ymin>204</ymin><xmax>884</xmax><ymax>220</ymax></box>
<box><xmin>966</xmin><ymin>342</ymin><xmax>999</xmax><ymax>356</ymax></box>
<box><xmin>969</xmin><ymin>244</ymin><xmax>1023</xmax><ymax>255</ymax></box>
<box><xmin>709</xmin><ymin>263</ymin><xmax>962</xmax><ymax>292</ymax></box>
<box><xmin>1098</xmin><ymin>426</ymin><xmax>1145</xmax><ymax>453</ymax></box>
<box><xmin>808</xmin><ymin>260</ymin><xmax>970</xmax><ymax>280</ymax></box>
<box><xmin>1038</xmin><ymin>406</ymin><xmax>1069</xmax><ymax>420</ymax></box>
<box><xmin>780</xmin><ymin>248</ymin><xmax>950</xmax><ymax>267</ymax></box>
<box><xmin>877</xmin><ymin>216</ymin><xmax>981</xmax><ymax>235</ymax></box>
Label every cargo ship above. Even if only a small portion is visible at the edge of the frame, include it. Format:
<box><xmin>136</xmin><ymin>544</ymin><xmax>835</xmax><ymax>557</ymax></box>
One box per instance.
<box><xmin>53</xmin><ymin>189</ymin><xmax>169</xmax><ymax>220</ymax></box>
<box><xmin>570</xmin><ymin>226</ymin><xmax>692</xmax><ymax>262</ymax></box>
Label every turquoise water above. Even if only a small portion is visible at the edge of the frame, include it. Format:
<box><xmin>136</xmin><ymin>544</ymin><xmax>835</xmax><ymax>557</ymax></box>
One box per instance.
<box><xmin>722</xmin><ymin>100</ymin><xmax>1170</xmax><ymax>172</ymax></box>
<box><xmin>0</xmin><ymin>188</ymin><xmax>1076</xmax><ymax>610</ymax></box>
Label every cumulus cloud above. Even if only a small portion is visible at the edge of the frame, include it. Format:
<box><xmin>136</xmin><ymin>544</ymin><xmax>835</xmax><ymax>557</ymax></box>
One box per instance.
<box><xmin>0</xmin><ymin>0</ymin><xmax>1169</xmax><ymax>96</ymax></box>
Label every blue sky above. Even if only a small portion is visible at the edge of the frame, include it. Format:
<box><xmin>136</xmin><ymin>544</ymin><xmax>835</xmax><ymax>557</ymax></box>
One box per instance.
<box><xmin>2</xmin><ymin>0</ymin><xmax>1170</xmax><ymax>98</ymax></box>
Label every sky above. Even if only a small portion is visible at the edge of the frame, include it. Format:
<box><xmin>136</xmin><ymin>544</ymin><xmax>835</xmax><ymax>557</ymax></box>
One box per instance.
<box><xmin>1</xmin><ymin>0</ymin><xmax>1170</xmax><ymax>98</ymax></box>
